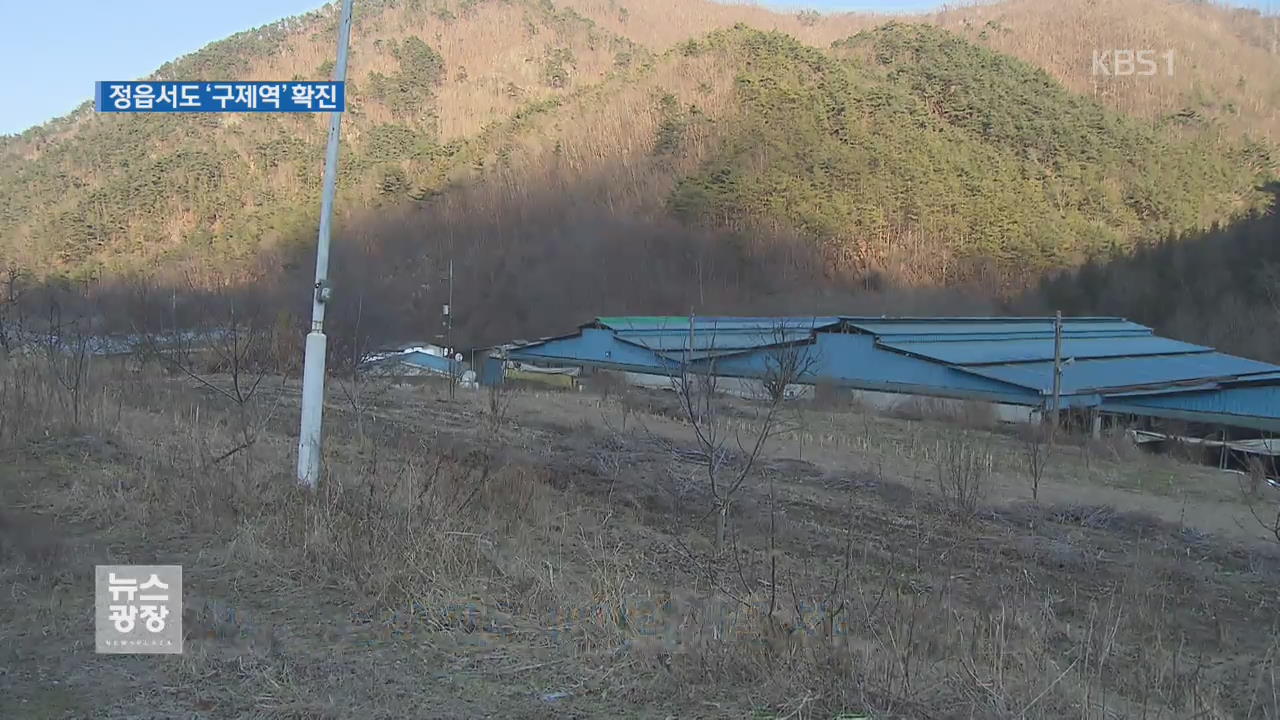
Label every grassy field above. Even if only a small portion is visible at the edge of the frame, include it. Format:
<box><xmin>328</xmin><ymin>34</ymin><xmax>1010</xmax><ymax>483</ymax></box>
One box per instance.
<box><xmin>2</xmin><ymin>357</ymin><xmax>1279</xmax><ymax>719</ymax></box>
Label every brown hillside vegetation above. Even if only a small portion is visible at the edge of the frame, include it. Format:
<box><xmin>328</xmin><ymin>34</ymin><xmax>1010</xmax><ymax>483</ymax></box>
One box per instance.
<box><xmin>932</xmin><ymin>0</ymin><xmax>1280</xmax><ymax>139</ymax></box>
<box><xmin>555</xmin><ymin>0</ymin><xmax>887</xmax><ymax>48</ymax></box>
<box><xmin>555</xmin><ymin>0</ymin><xmax>1280</xmax><ymax>139</ymax></box>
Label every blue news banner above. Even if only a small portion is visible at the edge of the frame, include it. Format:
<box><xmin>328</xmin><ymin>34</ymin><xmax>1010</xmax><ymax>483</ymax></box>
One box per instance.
<box><xmin>95</xmin><ymin>81</ymin><xmax>345</xmax><ymax>113</ymax></box>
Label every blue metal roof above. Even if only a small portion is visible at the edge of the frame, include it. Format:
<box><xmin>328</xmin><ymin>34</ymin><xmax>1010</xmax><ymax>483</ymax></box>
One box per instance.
<box><xmin>881</xmin><ymin>335</ymin><xmax>1212</xmax><ymax>366</ymax></box>
<box><xmin>958</xmin><ymin>353</ymin><xmax>1280</xmax><ymax>395</ymax></box>
<box><xmin>843</xmin><ymin>317</ymin><xmax>1149</xmax><ymax>340</ymax></box>
<box><xmin>499</xmin><ymin>315</ymin><xmax>1280</xmax><ymax>430</ymax></box>
<box><xmin>365</xmin><ymin>350</ymin><xmax>460</xmax><ymax>375</ymax></box>
<box><xmin>594</xmin><ymin>316</ymin><xmax>839</xmax><ymax>359</ymax></box>
<box><xmin>614</xmin><ymin>329</ymin><xmax>816</xmax><ymax>353</ymax></box>
<box><xmin>1108</xmin><ymin>385</ymin><xmax>1280</xmax><ymax>420</ymax></box>
<box><xmin>597</xmin><ymin>316</ymin><xmax>841</xmax><ymax>332</ymax></box>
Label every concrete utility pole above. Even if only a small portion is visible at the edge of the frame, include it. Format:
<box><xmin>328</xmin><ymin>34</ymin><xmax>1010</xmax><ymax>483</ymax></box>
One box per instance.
<box><xmin>297</xmin><ymin>0</ymin><xmax>356</xmax><ymax>488</ymax></box>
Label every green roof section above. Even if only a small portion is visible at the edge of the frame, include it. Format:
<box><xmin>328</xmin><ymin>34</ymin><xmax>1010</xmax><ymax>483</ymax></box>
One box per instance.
<box><xmin>595</xmin><ymin>316</ymin><xmax>688</xmax><ymax>328</ymax></box>
<box><xmin>595</xmin><ymin>316</ymin><xmax>843</xmax><ymax>331</ymax></box>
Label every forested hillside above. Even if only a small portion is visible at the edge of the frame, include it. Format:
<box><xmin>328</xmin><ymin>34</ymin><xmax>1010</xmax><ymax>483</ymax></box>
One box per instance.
<box><xmin>669</xmin><ymin>25</ymin><xmax>1272</xmax><ymax>287</ymax></box>
<box><xmin>0</xmin><ymin>0</ymin><xmax>1277</xmax><ymax>347</ymax></box>
<box><xmin>1036</xmin><ymin>183</ymin><xmax>1280</xmax><ymax>362</ymax></box>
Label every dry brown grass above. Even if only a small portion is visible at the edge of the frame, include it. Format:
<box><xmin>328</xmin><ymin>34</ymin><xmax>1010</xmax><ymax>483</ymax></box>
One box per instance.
<box><xmin>932</xmin><ymin>0</ymin><xmax>1280</xmax><ymax>139</ymax></box>
<box><xmin>888</xmin><ymin>395</ymin><xmax>1000</xmax><ymax>430</ymax></box>
<box><xmin>557</xmin><ymin>0</ymin><xmax>888</xmax><ymax>48</ymax></box>
<box><xmin>3</xmin><ymin>356</ymin><xmax>1280</xmax><ymax>718</ymax></box>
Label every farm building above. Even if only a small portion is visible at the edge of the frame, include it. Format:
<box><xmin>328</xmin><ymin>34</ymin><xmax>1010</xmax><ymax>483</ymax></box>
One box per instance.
<box><xmin>490</xmin><ymin>316</ymin><xmax>1280</xmax><ymax>442</ymax></box>
<box><xmin>362</xmin><ymin>345</ymin><xmax>473</xmax><ymax>384</ymax></box>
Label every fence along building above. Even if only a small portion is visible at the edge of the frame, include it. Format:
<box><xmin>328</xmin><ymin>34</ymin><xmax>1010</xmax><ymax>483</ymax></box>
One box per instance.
<box><xmin>491</xmin><ymin>316</ymin><xmax>1280</xmax><ymax>439</ymax></box>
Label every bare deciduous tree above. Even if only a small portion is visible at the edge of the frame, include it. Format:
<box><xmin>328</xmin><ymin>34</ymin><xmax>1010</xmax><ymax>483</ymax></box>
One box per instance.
<box><xmin>131</xmin><ymin>279</ymin><xmax>274</xmax><ymax>470</ymax></box>
<box><xmin>1238</xmin><ymin>444</ymin><xmax>1280</xmax><ymax>544</ymax></box>
<box><xmin>666</xmin><ymin>318</ymin><xmax>817</xmax><ymax>552</ymax></box>
<box><xmin>0</xmin><ymin>264</ymin><xmax>30</xmax><ymax>357</ymax></box>
<box><xmin>483</xmin><ymin>356</ymin><xmax>515</xmax><ymax>439</ymax></box>
<box><xmin>1023</xmin><ymin>420</ymin><xmax>1054</xmax><ymax>503</ymax></box>
<box><xmin>936</xmin><ymin>429</ymin><xmax>993</xmax><ymax>519</ymax></box>
<box><xmin>40</xmin><ymin>296</ymin><xmax>92</xmax><ymax>428</ymax></box>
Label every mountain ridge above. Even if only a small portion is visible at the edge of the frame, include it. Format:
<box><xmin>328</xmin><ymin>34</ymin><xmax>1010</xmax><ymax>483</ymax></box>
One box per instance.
<box><xmin>0</xmin><ymin>0</ymin><xmax>1276</xmax><ymax>299</ymax></box>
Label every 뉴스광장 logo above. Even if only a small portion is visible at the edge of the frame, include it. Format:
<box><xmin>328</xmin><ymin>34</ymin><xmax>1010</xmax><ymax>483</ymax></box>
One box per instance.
<box><xmin>95</xmin><ymin>565</ymin><xmax>183</xmax><ymax>654</ymax></box>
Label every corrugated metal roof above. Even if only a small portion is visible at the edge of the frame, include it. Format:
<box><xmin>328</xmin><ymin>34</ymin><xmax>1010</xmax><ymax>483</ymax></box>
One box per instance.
<box><xmin>598</xmin><ymin>316</ymin><xmax>841</xmax><ymax>332</ymax></box>
<box><xmin>881</xmin><ymin>335</ymin><xmax>1211</xmax><ymax>366</ymax></box>
<box><xmin>614</xmin><ymin>328</ymin><xmax>816</xmax><ymax>352</ymax></box>
<box><xmin>1223</xmin><ymin>371</ymin><xmax>1280</xmax><ymax>386</ymax></box>
<box><xmin>594</xmin><ymin>316</ymin><xmax>836</xmax><ymax>358</ymax></box>
<box><xmin>1114</xmin><ymin>385</ymin><xmax>1280</xmax><ymax>421</ymax></box>
<box><xmin>500</xmin><ymin>316</ymin><xmax>1280</xmax><ymax>428</ymax></box>
<box><xmin>844</xmin><ymin>317</ymin><xmax>1147</xmax><ymax>339</ymax></box>
<box><xmin>363</xmin><ymin>350</ymin><xmax>470</xmax><ymax>374</ymax></box>
<box><xmin>960</xmin><ymin>353</ymin><xmax>1279</xmax><ymax>395</ymax></box>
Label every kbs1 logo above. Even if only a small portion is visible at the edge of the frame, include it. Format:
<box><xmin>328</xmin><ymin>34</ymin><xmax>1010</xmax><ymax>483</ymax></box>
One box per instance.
<box><xmin>1092</xmin><ymin>50</ymin><xmax>1175</xmax><ymax>77</ymax></box>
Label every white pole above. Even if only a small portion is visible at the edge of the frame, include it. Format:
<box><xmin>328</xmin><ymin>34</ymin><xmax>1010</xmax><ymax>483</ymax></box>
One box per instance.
<box><xmin>297</xmin><ymin>0</ymin><xmax>356</xmax><ymax>488</ymax></box>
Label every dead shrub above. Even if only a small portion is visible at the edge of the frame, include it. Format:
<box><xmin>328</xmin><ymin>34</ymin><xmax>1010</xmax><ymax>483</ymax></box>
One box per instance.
<box><xmin>1241</xmin><ymin>455</ymin><xmax>1271</xmax><ymax>499</ymax></box>
<box><xmin>956</xmin><ymin>399</ymin><xmax>997</xmax><ymax>429</ymax></box>
<box><xmin>934</xmin><ymin>429</ymin><xmax>993</xmax><ymax>518</ymax></box>
<box><xmin>1096</xmin><ymin>426</ymin><xmax>1140</xmax><ymax>462</ymax></box>
<box><xmin>1021</xmin><ymin>420</ymin><xmax>1055</xmax><ymax>502</ymax></box>
<box><xmin>891</xmin><ymin>395</ymin><xmax>997</xmax><ymax>430</ymax></box>
<box><xmin>811</xmin><ymin>377</ymin><xmax>846</xmax><ymax>410</ymax></box>
<box><xmin>272</xmin><ymin>453</ymin><xmax>504</xmax><ymax>604</ymax></box>
<box><xmin>483</xmin><ymin>374</ymin><xmax>516</xmax><ymax>437</ymax></box>
<box><xmin>590</xmin><ymin>368</ymin><xmax>628</xmax><ymax>401</ymax></box>
<box><xmin>0</xmin><ymin>356</ymin><xmax>121</xmax><ymax>448</ymax></box>
<box><xmin>890</xmin><ymin>395</ymin><xmax>947</xmax><ymax>421</ymax></box>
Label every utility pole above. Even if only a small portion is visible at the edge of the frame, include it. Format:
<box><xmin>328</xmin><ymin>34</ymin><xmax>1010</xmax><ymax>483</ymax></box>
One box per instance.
<box><xmin>297</xmin><ymin>0</ymin><xmax>356</xmax><ymax>488</ymax></box>
<box><xmin>434</xmin><ymin>259</ymin><xmax>453</xmax><ymax>349</ymax></box>
<box><xmin>1050</xmin><ymin>310</ymin><xmax>1063</xmax><ymax>429</ymax></box>
<box><xmin>688</xmin><ymin>309</ymin><xmax>695</xmax><ymax>366</ymax></box>
<box><xmin>446</xmin><ymin>258</ymin><xmax>453</xmax><ymax>351</ymax></box>
<box><xmin>443</xmin><ymin>258</ymin><xmax>458</xmax><ymax>397</ymax></box>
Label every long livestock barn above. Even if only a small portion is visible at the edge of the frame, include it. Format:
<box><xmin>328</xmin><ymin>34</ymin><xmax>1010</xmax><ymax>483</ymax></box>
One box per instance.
<box><xmin>490</xmin><ymin>315</ymin><xmax>1280</xmax><ymax>436</ymax></box>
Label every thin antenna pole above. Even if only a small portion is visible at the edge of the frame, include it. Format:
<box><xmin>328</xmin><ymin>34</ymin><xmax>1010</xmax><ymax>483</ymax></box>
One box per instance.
<box><xmin>1050</xmin><ymin>310</ymin><xmax>1063</xmax><ymax>426</ymax></box>
<box><xmin>445</xmin><ymin>258</ymin><xmax>455</xmax><ymax>392</ymax></box>
<box><xmin>688</xmin><ymin>308</ymin><xmax>695</xmax><ymax>368</ymax></box>
<box><xmin>448</xmin><ymin>258</ymin><xmax>454</xmax><ymax>349</ymax></box>
<box><xmin>297</xmin><ymin>0</ymin><xmax>355</xmax><ymax>488</ymax></box>
<box><xmin>686</xmin><ymin>309</ymin><xmax>696</xmax><ymax>389</ymax></box>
